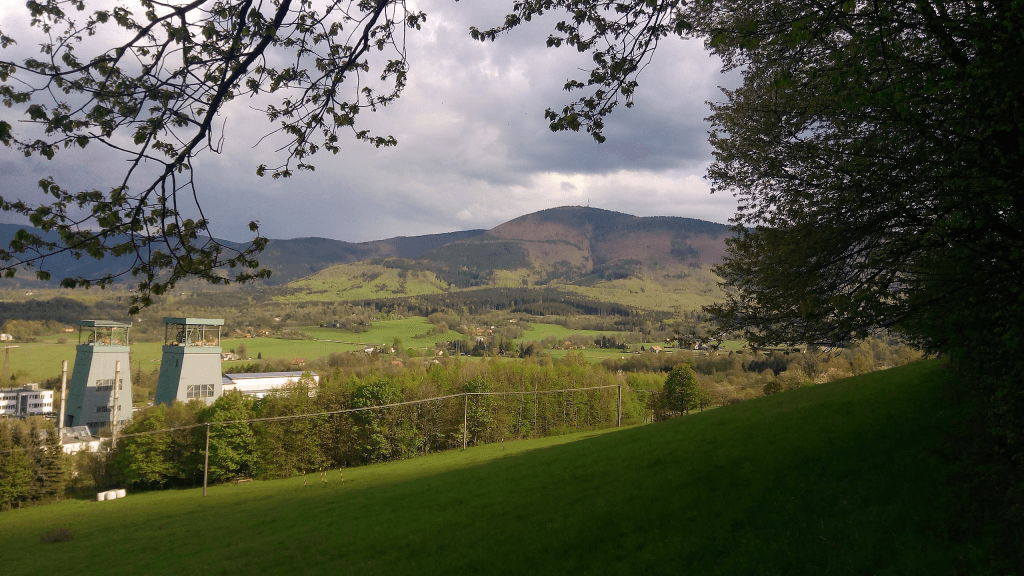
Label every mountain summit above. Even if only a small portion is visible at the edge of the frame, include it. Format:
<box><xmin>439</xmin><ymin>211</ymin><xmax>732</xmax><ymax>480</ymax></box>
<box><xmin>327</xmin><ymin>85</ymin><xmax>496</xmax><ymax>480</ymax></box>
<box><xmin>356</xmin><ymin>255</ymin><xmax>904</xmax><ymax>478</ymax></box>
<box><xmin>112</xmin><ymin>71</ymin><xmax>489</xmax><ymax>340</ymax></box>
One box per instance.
<box><xmin>415</xmin><ymin>206</ymin><xmax>731</xmax><ymax>287</ymax></box>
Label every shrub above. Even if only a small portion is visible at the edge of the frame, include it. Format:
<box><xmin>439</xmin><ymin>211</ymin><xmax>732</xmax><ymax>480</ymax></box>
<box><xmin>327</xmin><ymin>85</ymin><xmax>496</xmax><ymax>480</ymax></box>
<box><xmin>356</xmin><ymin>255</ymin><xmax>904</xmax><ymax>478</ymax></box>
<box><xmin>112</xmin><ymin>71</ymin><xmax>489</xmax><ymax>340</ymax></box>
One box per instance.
<box><xmin>40</xmin><ymin>528</ymin><xmax>73</xmax><ymax>544</ymax></box>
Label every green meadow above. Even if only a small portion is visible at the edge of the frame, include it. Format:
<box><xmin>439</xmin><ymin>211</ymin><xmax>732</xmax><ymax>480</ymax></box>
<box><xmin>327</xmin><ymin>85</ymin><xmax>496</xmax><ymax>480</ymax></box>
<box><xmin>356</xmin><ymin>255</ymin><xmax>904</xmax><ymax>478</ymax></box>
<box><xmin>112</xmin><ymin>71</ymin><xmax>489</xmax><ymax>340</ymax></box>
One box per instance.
<box><xmin>3</xmin><ymin>340</ymin><xmax>168</xmax><ymax>383</ymax></box>
<box><xmin>300</xmin><ymin>318</ymin><xmax>466</xmax><ymax>349</ymax></box>
<box><xmin>0</xmin><ymin>360</ymin><xmax>978</xmax><ymax>574</ymax></box>
<box><xmin>6</xmin><ymin>320</ymin><xmax>739</xmax><ymax>383</ymax></box>
<box><xmin>512</xmin><ymin>322</ymin><xmax>611</xmax><ymax>344</ymax></box>
<box><xmin>5</xmin><ymin>338</ymin><xmax>361</xmax><ymax>383</ymax></box>
<box><xmin>275</xmin><ymin>263</ymin><xmax>450</xmax><ymax>302</ymax></box>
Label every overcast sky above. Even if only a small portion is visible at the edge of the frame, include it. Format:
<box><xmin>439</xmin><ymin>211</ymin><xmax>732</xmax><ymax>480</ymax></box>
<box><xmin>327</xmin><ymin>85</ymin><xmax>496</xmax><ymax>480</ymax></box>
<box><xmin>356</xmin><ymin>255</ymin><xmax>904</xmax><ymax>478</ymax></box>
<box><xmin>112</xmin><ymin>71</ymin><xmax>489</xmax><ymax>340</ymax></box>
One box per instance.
<box><xmin>0</xmin><ymin>1</ymin><xmax>738</xmax><ymax>243</ymax></box>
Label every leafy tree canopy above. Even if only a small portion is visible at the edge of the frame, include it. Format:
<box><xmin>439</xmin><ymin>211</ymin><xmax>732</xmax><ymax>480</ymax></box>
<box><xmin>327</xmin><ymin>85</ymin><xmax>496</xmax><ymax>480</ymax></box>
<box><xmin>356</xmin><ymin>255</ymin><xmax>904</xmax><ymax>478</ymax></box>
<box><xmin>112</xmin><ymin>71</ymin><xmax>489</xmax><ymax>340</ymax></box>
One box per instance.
<box><xmin>687</xmin><ymin>1</ymin><xmax>1023</xmax><ymax>355</ymax></box>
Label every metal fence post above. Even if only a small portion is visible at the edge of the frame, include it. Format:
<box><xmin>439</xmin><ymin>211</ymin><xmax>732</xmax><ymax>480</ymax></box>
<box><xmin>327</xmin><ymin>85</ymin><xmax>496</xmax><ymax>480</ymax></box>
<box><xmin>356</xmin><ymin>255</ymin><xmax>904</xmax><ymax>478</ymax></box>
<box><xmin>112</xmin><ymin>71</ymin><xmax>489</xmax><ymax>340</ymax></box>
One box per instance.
<box><xmin>463</xmin><ymin>393</ymin><xmax>468</xmax><ymax>450</ymax></box>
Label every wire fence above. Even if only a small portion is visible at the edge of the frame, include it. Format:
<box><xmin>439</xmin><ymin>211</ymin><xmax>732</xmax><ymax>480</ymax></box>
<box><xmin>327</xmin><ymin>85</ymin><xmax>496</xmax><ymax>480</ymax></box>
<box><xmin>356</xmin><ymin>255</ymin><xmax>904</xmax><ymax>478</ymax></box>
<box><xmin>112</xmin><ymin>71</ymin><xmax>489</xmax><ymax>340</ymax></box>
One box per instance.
<box><xmin>0</xmin><ymin>377</ymin><xmax>779</xmax><ymax>507</ymax></box>
<box><xmin>12</xmin><ymin>383</ymin><xmax>635</xmax><ymax>496</ymax></box>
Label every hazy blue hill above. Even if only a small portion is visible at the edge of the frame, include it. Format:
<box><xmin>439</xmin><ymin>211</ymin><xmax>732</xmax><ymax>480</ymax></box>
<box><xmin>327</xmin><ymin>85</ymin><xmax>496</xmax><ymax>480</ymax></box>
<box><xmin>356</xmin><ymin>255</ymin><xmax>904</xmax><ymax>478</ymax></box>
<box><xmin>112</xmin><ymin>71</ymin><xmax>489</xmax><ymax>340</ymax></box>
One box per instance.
<box><xmin>0</xmin><ymin>224</ymin><xmax>486</xmax><ymax>287</ymax></box>
<box><xmin>498</xmin><ymin>206</ymin><xmax>728</xmax><ymax>240</ymax></box>
<box><xmin>2</xmin><ymin>207</ymin><xmax>731</xmax><ymax>306</ymax></box>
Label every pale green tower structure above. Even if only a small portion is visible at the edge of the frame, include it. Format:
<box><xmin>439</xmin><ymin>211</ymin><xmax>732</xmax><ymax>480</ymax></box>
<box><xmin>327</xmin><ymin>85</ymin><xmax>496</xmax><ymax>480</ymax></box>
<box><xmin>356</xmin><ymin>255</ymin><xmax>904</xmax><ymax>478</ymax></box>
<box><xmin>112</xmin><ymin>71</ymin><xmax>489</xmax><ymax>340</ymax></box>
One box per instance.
<box><xmin>65</xmin><ymin>320</ymin><xmax>133</xmax><ymax>433</ymax></box>
<box><xmin>155</xmin><ymin>318</ymin><xmax>224</xmax><ymax>406</ymax></box>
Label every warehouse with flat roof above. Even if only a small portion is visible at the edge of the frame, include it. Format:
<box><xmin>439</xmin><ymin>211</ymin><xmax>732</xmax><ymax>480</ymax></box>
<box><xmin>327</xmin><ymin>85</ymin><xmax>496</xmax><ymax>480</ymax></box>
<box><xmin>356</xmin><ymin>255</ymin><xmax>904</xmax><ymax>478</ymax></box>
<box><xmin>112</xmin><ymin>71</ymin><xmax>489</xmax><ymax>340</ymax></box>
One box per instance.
<box><xmin>221</xmin><ymin>372</ymin><xmax>319</xmax><ymax>398</ymax></box>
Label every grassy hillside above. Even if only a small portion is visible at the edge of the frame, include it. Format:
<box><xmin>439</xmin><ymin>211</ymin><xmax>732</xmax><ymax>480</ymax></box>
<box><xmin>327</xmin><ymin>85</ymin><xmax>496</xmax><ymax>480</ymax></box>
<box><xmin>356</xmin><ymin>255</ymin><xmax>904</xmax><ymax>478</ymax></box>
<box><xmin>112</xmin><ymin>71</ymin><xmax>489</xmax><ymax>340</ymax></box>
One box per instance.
<box><xmin>300</xmin><ymin>318</ymin><xmax>465</xmax><ymax>349</ymax></box>
<box><xmin>273</xmin><ymin>262</ymin><xmax>725</xmax><ymax>313</ymax></box>
<box><xmin>278</xmin><ymin>263</ymin><xmax>451</xmax><ymax>301</ymax></box>
<box><xmin>0</xmin><ymin>360</ymin><xmax>978</xmax><ymax>574</ymax></box>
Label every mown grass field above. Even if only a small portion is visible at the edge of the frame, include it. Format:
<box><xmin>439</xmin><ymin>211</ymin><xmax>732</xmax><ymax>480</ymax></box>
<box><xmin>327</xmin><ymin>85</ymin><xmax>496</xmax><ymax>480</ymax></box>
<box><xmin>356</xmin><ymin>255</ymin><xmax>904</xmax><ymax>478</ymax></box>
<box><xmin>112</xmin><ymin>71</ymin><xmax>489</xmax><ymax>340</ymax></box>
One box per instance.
<box><xmin>265</xmin><ymin>261</ymin><xmax>725</xmax><ymax>313</ymax></box>
<box><xmin>0</xmin><ymin>360</ymin><xmax>976</xmax><ymax>574</ymax></box>
<box><xmin>7</xmin><ymin>319</ymin><xmax>741</xmax><ymax>384</ymax></box>
<box><xmin>219</xmin><ymin>337</ymin><xmax>362</xmax><ymax>366</ymax></box>
<box><xmin>300</xmin><ymin>318</ymin><xmax>466</xmax><ymax>349</ymax></box>
<box><xmin>4</xmin><ymin>340</ymin><xmax>169</xmax><ymax>383</ymax></box>
<box><xmin>275</xmin><ymin>263</ymin><xmax>450</xmax><ymax>302</ymax></box>
<box><xmin>560</xmin><ymin>266</ymin><xmax>725</xmax><ymax>312</ymax></box>
<box><xmin>512</xmin><ymin>322</ymin><xmax>611</xmax><ymax>344</ymax></box>
<box><xmin>6</xmin><ymin>337</ymin><xmax>361</xmax><ymax>383</ymax></box>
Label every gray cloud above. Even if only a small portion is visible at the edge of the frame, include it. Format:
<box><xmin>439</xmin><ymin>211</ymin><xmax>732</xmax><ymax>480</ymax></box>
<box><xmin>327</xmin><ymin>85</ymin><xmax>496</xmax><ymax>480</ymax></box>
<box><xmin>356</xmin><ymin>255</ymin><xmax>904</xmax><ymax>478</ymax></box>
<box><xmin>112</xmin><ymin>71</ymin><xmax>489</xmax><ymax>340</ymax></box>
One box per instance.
<box><xmin>1</xmin><ymin>1</ymin><xmax>739</xmax><ymax>244</ymax></box>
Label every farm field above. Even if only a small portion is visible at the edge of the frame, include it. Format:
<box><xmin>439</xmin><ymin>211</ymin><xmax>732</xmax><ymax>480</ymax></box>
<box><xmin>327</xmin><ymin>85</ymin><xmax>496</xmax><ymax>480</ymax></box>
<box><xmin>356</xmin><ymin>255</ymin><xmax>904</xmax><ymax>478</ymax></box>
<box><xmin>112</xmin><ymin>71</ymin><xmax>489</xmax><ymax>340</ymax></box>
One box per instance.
<box><xmin>0</xmin><ymin>360</ymin><xmax>977</xmax><ymax>574</ymax></box>
<box><xmin>219</xmin><ymin>337</ymin><xmax>363</xmax><ymax>368</ymax></box>
<box><xmin>6</xmin><ymin>319</ymin><xmax>735</xmax><ymax>382</ymax></box>
<box><xmin>511</xmin><ymin>322</ymin><xmax>612</xmax><ymax>344</ymax></box>
<box><xmin>559</xmin><ymin>266</ymin><xmax>725</xmax><ymax>312</ymax></box>
<box><xmin>2</xmin><ymin>340</ymin><xmax>169</xmax><ymax>384</ymax></box>
<box><xmin>299</xmin><ymin>318</ymin><xmax>466</xmax><ymax>349</ymax></box>
<box><xmin>275</xmin><ymin>263</ymin><xmax>450</xmax><ymax>302</ymax></box>
<box><xmin>4</xmin><ymin>337</ymin><xmax>361</xmax><ymax>384</ymax></box>
<box><xmin>544</xmin><ymin>348</ymin><xmax>694</xmax><ymax>363</ymax></box>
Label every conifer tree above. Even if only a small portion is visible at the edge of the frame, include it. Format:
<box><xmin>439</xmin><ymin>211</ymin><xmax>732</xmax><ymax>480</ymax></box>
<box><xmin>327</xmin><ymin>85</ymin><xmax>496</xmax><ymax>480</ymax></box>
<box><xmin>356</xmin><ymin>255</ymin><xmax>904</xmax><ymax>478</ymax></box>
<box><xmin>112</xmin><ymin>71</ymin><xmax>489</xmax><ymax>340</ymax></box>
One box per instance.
<box><xmin>0</xmin><ymin>424</ymin><xmax>32</xmax><ymax>510</ymax></box>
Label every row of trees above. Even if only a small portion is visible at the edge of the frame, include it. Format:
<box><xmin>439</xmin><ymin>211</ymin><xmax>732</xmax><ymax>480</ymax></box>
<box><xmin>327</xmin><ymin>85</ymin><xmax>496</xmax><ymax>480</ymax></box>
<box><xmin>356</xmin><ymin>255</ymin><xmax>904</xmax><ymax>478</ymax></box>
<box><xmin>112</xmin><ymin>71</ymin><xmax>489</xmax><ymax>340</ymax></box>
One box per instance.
<box><xmin>111</xmin><ymin>339</ymin><xmax>925</xmax><ymax>492</ymax></box>
<box><xmin>111</xmin><ymin>359</ymin><xmax>650</xmax><ymax>489</ymax></box>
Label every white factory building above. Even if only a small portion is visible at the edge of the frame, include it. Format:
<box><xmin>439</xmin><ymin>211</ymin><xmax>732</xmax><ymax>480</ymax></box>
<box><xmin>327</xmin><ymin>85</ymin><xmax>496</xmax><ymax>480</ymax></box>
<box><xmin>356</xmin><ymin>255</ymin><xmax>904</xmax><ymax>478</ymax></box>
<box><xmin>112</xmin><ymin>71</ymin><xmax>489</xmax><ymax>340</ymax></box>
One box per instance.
<box><xmin>221</xmin><ymin>371</ymin><xmax>319</xmax><ymax>398</ymax></box>
<box><xmin>0</xmin><ymin>384</ymin><xmax>55</xmax><ymax>417</ymax></box>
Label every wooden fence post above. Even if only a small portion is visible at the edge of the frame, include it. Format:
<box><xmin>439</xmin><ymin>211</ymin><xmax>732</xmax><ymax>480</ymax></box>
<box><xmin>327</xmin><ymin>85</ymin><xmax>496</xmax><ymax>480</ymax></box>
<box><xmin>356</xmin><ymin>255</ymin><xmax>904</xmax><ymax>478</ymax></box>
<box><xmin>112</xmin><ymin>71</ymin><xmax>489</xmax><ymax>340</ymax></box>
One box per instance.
<box><xmin>203</xmin><ymin>424</ymin><xmax>211</xmax><ymax>497</ymax></box>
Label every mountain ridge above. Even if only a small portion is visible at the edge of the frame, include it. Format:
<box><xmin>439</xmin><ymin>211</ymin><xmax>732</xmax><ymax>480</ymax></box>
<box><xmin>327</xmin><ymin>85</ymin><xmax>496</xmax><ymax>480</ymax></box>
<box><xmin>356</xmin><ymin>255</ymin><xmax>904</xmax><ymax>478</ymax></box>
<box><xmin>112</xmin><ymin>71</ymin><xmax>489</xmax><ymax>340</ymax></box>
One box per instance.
<box><xmin>1</xmin><ymin>207</ymin><xmax>732</xmax><ymax>299</ymax></box>
<box><xmin>276</xmin><ymin>207</ymin><xmax>733</xmax><ymax>312</ymax></box>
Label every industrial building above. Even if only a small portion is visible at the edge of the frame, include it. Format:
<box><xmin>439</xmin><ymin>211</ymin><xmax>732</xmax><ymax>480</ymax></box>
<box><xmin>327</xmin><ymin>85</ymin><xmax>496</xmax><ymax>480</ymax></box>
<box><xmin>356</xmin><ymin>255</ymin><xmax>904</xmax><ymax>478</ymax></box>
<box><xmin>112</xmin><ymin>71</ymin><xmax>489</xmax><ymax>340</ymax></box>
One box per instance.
<box><xmin>155</xmin><ymin>318</ymin><xmax>225</xmax><ymax>406</ymax></box>
<box><xmin>64</xmin><ymin>320</ymin><xmax>133</xmax><ymax>433</ymax></box>
<box><xmin>0</xmin><ymin>384</ymin><xmax>54</xmax><ymax>417</ymax></box>
<box><xmin>221</xmin><ymin>372</ymin><xmax>319</xmax><ymax>398</ymax></box>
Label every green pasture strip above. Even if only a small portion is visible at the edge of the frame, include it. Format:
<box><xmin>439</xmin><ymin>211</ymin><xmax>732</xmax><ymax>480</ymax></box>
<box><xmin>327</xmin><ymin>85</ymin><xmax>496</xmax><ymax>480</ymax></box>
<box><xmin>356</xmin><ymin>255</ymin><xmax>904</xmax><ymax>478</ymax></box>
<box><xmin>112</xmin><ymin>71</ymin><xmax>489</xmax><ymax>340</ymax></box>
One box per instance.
<box><xmin>299</xmin><ymin>319</ymin><xmax>464</xmax><ymax>350</ymax></box>
<box><xmin>2</xmin><ymin>341</ymin><xmax>166</xmax><ymax>383</ymax></box>
<box><xmin>0</xmin><ymin>360</ymin><xmax>969</xmax><ymax>574</ymax></box>
<box><xmin>557</xmin><ymin>268</ymin><xmax>725</xmax><ymax>312</ymax></box>
<box><xmin>219</xmin><ymin>337</ymin><xmax>362</xmax><ymax>365</ymax></box>
<box><xmin>542</xmin><ymin>347</ymin><xmax>699</xmax><ymax>363</ymax></box>
<box><xmin>1</xmin><ymin>341</ymin><xmax>77</xmax><ymax>382</ymax></box>
<box><xmin>716</xmin><ymin>339</ymin><xmax>747</xmax><ymax>351</ymax></box>
<box><xmin>513</xmin><ymin>322</ymin><xmax>615</xmax><ymax>344</ymax></box>
<box><xmin>7</xmin><ymin>338</ymin><xmax>363</xmax><ymax>383</ymax></box>
<box><xmin>274</xmin><ymin>264</ymin><xmax>449</xmax><ymax>302</ymax></box>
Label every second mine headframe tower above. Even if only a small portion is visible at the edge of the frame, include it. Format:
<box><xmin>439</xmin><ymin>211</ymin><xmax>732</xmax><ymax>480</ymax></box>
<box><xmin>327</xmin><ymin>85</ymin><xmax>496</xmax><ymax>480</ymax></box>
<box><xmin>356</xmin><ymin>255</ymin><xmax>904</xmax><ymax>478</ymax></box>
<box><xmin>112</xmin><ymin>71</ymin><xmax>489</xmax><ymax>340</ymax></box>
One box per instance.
<box><xmin>65</xmin><ymin>320</ymin><xmax>133</xmax><ymax>433</ymax></box>
<box><xmin>155</xmin><ymin>318</ymin><xmax>225</xmax><ymax>406</ymax></box>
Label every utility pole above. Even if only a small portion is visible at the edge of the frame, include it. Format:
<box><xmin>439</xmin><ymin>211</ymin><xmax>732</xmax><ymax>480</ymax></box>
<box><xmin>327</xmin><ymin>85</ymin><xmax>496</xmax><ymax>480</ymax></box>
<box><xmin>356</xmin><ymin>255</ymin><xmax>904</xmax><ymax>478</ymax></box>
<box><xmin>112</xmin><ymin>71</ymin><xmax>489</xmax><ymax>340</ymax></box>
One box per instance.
<box><xmin>57</xmin><ymin>360</ymin><xmax>68</xmax><ymax>437</ymax></box>
<box><xmin>111</xmin><ymin>360</ymin><xmax>120</xmax><ymax>449</ymax></box>
<box><xmin>203</xmin><ymin>424</ymin><xmax>211</xmax><ymax>497</ymax></box>
<box><xmin>616</xmin><ymin>385</ymin><xmax>622</xmax><ymax>427</ymax></box>
<box><xmin>1</xmin><ymin>344</ymin><xmax>18</xmax><ymax>383</ymax></box>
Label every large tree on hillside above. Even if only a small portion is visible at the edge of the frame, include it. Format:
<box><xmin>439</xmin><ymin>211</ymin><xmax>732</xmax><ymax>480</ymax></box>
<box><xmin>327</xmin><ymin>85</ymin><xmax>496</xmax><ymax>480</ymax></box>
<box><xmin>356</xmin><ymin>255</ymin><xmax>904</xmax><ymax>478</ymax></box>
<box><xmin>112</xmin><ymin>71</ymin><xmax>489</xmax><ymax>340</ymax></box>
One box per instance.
<box><xmin>669</xmin><ymin>0</ymin><xmax>1023</xmax><ymax>536</ymax></box>
<box><xmin>688</xmin><ymin>1</ymin><xmax>1023</xmax><ymax>356</ymax></box>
